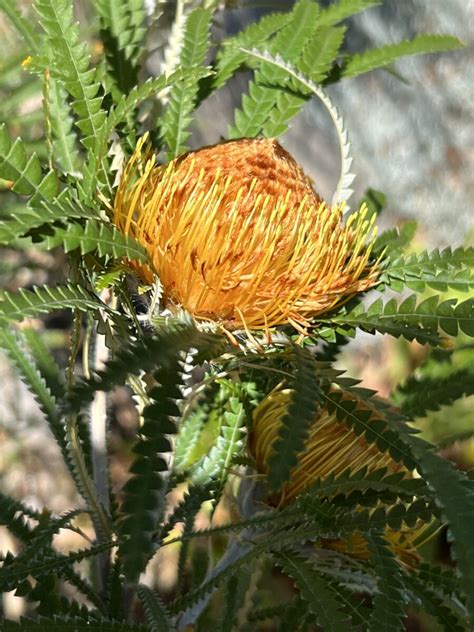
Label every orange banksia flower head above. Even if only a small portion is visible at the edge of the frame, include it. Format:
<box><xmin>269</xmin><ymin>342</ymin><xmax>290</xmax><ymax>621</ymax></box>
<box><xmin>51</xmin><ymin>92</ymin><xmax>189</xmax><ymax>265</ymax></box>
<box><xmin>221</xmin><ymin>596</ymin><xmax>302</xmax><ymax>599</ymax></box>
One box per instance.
<box><xmin>113</xmin><ymin>136</ymin><xmax>380</xmax><ymax>333</ymax></box>
<box><xmin>249</xmin><ymin>388</ymin><xmax>432</xmax><ymax>567</ymax></box>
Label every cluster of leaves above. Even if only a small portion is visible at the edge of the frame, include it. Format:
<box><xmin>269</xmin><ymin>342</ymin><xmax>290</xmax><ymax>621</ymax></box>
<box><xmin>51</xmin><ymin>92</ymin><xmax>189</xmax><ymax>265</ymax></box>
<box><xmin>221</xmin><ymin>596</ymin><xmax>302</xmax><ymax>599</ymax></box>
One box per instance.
<box><xmin>0</xmin><ymin>0</ymin><xmax>473</xmax><ymax>630</ymax></box>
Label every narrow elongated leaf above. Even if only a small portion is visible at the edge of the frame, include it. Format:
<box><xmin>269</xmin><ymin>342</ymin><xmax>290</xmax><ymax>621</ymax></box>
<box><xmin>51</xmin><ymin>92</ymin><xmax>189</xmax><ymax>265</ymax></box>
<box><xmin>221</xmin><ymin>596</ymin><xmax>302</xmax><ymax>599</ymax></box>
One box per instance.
<box><xmin>214</xmin><ymin>10</ymin><xmax>292</xmax><ymax>90</ymax></box>
<box><xmin>0</xmin><ymin>284</ymin><xmax>108</xmax><ymax>322</ymax></box>
<box><xmin>321</xmin><ymin>385</ymin><xmax>417</xmax><ymax>470</ymax></box>
<box><xmin>0</xmin><ymin>328</ymin><xmax>67</xmax><ymax>457</ymax></box>
<box><xmin>161</xmin><ymin>8</ymin><xmax>213</xmax><ymax>158</ymax></box>
<box><xmin>338</xmin><ymin>386</ymin><xmax>474</xmax><ymax>624</ymax></box>
<box><xmin>0</xmin><ymin>123</ymin><xmax>59</xmax><ymax>204</ymax></box>
<box><xmin>34</xmin><ymin>0</ymin><xmax>107</xmax><ymax>153</ymax></box>
<box><xmin>33</xmin><ymin>0</ymin><xmax>109</xmax><ymax>196</ymax></box>
<box><xmin>403</xmin><ymin>439</ymin><xmax>474</xmax><ymax>625</ymax></box>
<box><xmin>305</xmin><ymin>466</ymin><xmax>429</xmax><ymax>503</ymax></box>
<box><xmin>268</xmin><ymin>346</ymin><xmax>322</xmax><ymax>491</ymax></box>
<box><xmin>229</xmin><ymin>0</ymin><xmax>320</xmax><ymax>139</ymax></box>
<box><xmin>43</xmin><ymin>219</ymin><xmax>149</xmax><ymax>263</ymax></box>
<box><xmin>171</xmin><ymin>522</ymin><xmax>326</xmax><ymax>614</ymax></box>
<box><xmin>300</xmin><ymin>25</ymin><xmax>346</xmax><ymax>83</ymax></box>
<box><xmin>318</xmin><ymin>0</ymin><xmax>381</xmax><ymax>27</ymax></box>
<box><xmin>21</xmin><ymin>327</ymin><xmax>64</xmax><ymax>398</ymax></box>
<box><xmin>319</xmin><ymin>295</ymin><xmax>474</xmax><ymax>343</ymax></box>
<box><xmin>118</xmin><ymin>360</ymin><xmax>182</xmax><ymax>581</ymax></box>
<box><xmin>366</xmin><ymin>532</ymin><xmax>408</xmax><ymax>631</ymax></box>
<box><xmin>34</xmin><ymin>0</ymin><xmax>105</xmax><ymax>150</ymax></box>
<box><xmin>0</xmin><ymin>493</ymin><xmax>40</xmax><ymax>542</ymax></box>
<box><xmin>191</xmin><ymin>391</ymin><xmax>245</xmax><ymax>502</ymax></box>
<box><xmin>380</xmin><ymin>247</ymin><xmax>474</xmax><ymax>293</ymax></box>
<box><xmin>262</xmin><ymin>25</ymin><xmax>346</xmax><ymax>138</ymax></box>
<box><xmin>406</xmin><ymin>574</ymin><xmax>467</xmax><ymax>632</ymax></box>
<box><xmin>394</xmin><ymin>369</ymin><xmax>474</xmax><ymax>419</ymax></box>
<box><xmin>137</xmin><ymin>585</ymin><xmax>176</xmax><ymax>632</ymax></box>
<box><xmin>342</xmin><ymin>34</ymin><xmax>464</xmax><ymax>79</ymax></box>
<box><xmin>278</xmin><ymin>552</ymin><xmax>350</xmax><ymax>631</ymax></box>
<box><xmin>2</xmin><ymin>617</ymin><xmax>148</xmax><ymax>631</ymax></box>
<box><xmin>95</xmin><ymin>0</ymin><xmax>146</xmax><ymax>94</ymax></box>
<box><xmin>47</xmin><ymin>76</ymin><xmax>82</xmax><ymax>176</ymax></box>
<box><xmin>239</xmin><ymin>48</ymin><xmax>355</xmax><ymax>205</ymax></box>
<box><xmin>0</xmin><ymin>510</ymin><xmax>84</xmax><ymax>591</ymax></box>
<box><xmin>218</xmin><ymin>568</ymin><xmax>254</xmax><ymax>632</ymax></box>
<box><xmin>0</xmin><ymin>191</ymin><xmax>100</xmax><ymax>245</ymax></box>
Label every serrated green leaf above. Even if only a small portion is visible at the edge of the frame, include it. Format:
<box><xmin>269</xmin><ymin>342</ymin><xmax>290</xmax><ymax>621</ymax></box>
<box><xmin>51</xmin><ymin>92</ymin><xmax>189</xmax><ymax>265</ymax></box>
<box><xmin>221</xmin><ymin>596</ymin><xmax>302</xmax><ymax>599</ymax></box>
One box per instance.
<box><xmin>342</xmin><ymin>34</ymin><xmax>464</xmax><ymax>80</ymax></box>
<box><xmin>137</xmin><ymin>585</ymin><xmax>175</xmax><ymax>632</ymax></box>
<box><xmin>218</xmin><ymin>567</ymin><xmax>254</xmax><ymax>632</ymax></box>
<box><xmin>161</xmin><ymin>8</ymin><xmax>213</xmax><ymax>158</ymax></box>
<box><xmin>394</xmin><ymin>368</ymin><xmax>474</xmax><ymax>419</ymax></box>
<box><xmin>0</xmin><ymin>191</ymin><xmax>99</xmax><ymax>245</ymax></box>
<box><xmin>318</xmin><ymin>0</ymin><xmax>381</xmax><ymax>27</ymax></box>
<box><xmin>170</xmin><ymin>522</ymin><xmax>325</xmax><ymax>615</ymax></box>
<box><xmin>47</xmin><ymin>76</ymin><xmax>82</xmax><ymax>176</ymax></box>
<box><xmin>278</xmin><ymin>552</ymin><xmax>349</xmax><ymax>632</ymax></box>
<box><xmin>406</xmin><ymin>573</ymin><xmax>467</xmax><ymax>632</ymax></box>
<box><xmin>0</xmin><ymin>493</ymin><xmax>40</xmax><ymax>542</ymax></box>
<box><xmin>43</xmin><ymin>219</ymin><xmax>149</xmax><ymax>263</ymax></box>
<box><xmin>0</xmin><ymin>124</ymin><xmax>59</xmax><ymax>204</ymax></box>
<box><xmin>2</xmin><ymin>616</ymin><xmax>148</xmax><ymax>631</ymax></box>
<box><xmin>0</xmin><ymin>284</ymin><xmax>109</xmax><ymax>322</ymax></box>
<box><xmin>0</xmin><ymin>327</ymin><xmax>68</xmax><ymax>461</ymax></box>
<box><xmin>0</xmin><ymin>510</ymin><xmax>86</xmax><ymax>592</ymax></box>
<box><xmin>214</xmin><ymin>10</ymin><xmax>292</xmax><ymax>90</ymax></box>
<box><xmin>190</xmin><ymin>391</ymin><xmax>245</xmax><ymax>501</ymax></box>
<box><xmin>229</xmin><ymin>0</ymin><xmax>320</xmax><ymax>139</ymax></box>
<box><xmin>300</xmin><ymin>24</ymin><xmax>346</xmax><ymax>82</ymax></box>
<box><xmin>118</xmin><ymin>360</ymin><xmax>182</xmax><ymax>582</ymax></box>
<box><xmin>268</xmin><ymin>346</ymin><xmax>322</xmax><ymax>491</ymax></box>
<box><xmin>321</xmin><ymin>386</ymin><xmax>417</xmax><ymax>470</ymax></box>
<box><xmin>95</xmin><ymin>0</ymin><xmax>146</xmax><ymax>95</ymax></box>
<box><xmin>402</xmin><ymin>437</ymin><xmax>474</xmax><ymax>626</ymax></box>
<box><xmin>373</xmin><ymin>220</ymin><xmax>417</xmax><ymax>256</ymax></box>
<box><xmin>366</xmin><ymin>532</ymin><xmax>408</xmax><ymax>631</ymax></box>
<box><xmin>319</xmin><ymin>295</ymin><xmax>474</xmax><ymax>343</ymax></box>
<box><xmin>380</xmin><ymin>247</ymin><xmax>474</xmax><ymax>294</ymax></box>
<box><xmin>21</xmin><ymin>327</ymin><xmax>64</xmax><ymax>398</ymax></box>
<box><xmin>33</xmin><ymin>0</ymin><xmax>109</xmax><ymax>194</ymax></box>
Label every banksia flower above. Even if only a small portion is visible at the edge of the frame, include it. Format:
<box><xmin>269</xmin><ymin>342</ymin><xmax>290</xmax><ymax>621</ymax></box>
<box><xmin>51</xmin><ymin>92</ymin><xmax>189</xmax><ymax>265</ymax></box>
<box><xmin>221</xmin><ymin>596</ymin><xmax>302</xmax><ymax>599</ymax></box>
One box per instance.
<box><xmin>249</xmin><ymin>388</ymin><xmax>431</xmax><ymax>567</ymax></box>
<box><xmin>113</xmin><ymin>136</ymin><xmax>380</xmax><ymax>334</ymax></box>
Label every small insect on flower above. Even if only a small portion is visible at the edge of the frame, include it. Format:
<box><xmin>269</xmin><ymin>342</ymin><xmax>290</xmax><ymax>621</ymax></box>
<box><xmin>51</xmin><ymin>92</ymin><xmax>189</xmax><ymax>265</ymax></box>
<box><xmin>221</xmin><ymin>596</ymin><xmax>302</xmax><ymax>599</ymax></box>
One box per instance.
<box><xmin>249</xmin><ymin>388</ymin><xmax>436</xmax><ymax>567</ymax></box>
<box><xmin>113</xmin><ymin>136</ymin><xmax>380</xmax><ymax>336</ymax></box>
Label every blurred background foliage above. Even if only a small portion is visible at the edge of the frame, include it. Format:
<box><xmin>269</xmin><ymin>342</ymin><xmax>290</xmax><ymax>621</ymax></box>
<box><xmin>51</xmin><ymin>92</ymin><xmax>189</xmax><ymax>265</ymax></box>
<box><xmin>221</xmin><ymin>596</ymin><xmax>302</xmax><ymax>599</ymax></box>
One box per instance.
<box><xmin>0</xmin><ymin>0</ymin><xmax>473</xmax><ymax>626</ymax></box>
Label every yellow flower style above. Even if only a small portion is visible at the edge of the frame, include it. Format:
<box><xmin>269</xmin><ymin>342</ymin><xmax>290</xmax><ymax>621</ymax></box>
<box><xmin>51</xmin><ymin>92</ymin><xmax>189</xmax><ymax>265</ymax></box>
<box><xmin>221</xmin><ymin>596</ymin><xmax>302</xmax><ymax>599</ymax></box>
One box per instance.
<box><xmin>113</xmin><ymin>136</ymin><xmax>380</xmax><ymax>334</ymax></box>
<box><xmin>249</xmin><ymin>388</ymin><xmax>433</xmax><ymax>567</ymax></box>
